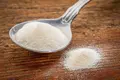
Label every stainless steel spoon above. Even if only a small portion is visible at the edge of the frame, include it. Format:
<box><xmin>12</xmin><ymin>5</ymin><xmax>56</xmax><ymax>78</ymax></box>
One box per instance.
<box><xmin>9</xmin><ymin>0</ymin><xmax>90</xmax><ymax>53</ymax></box>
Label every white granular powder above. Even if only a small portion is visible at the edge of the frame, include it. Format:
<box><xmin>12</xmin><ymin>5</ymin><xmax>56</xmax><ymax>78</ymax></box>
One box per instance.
<box><xmin>63</xmin><ymin>48</ymin><xmax>101</xmax><ymax>70</ymax></box>
<box><xmin>15</xmin><ymin>22</ymin><xmax>69</xmax><ymax>52</ymax></box>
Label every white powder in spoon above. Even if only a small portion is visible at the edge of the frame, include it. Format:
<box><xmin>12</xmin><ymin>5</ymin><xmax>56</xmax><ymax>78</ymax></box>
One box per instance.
<box><xmin>63</xmin><ymin>48</ymin><xmax>101</xmax><ymax>70</ymax></box>
<box><xmin>15</xmin><ymin>22</ymin><xmax>69</xmax><ymax>52</ymax></box>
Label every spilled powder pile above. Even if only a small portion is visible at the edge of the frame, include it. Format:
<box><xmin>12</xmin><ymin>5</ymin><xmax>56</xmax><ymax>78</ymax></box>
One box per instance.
<box><xmin>63</xmin><ymin>48</ymin><xmax>101</xmax><ymax>70</ymax></box>
<box><xmin>15</xmin><ymin>22</ymin><xmax>69</xmax><ymax>52</ymax></box>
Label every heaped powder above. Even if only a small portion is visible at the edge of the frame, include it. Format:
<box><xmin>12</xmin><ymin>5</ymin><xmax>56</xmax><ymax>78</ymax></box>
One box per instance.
<box><xmin>63</xmin><ymin>48</ymin><xmax>101</xmax><ymax>70</ymax></box>
<box><xmin>15</xmin><ymin>22</ymin><xmax>69</xmax><ymax>52</ymax></box>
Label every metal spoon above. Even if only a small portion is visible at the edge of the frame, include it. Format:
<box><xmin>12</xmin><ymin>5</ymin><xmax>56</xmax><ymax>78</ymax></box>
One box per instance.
<box><xmin>9</xmin><ymin>0</ymin><xmax>90</xmax><ymax>53</ymax></box>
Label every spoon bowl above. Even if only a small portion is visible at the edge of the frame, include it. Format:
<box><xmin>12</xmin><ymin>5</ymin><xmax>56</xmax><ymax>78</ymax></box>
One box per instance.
<box><xmin>9</xmin><ymin>18</ymin><xmax>72</xmax><ymax>53</ymax></box>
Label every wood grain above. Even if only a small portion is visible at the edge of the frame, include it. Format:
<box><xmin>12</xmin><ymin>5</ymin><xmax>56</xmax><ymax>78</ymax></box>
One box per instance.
<box><xmin>0</xmin><ymin>0</ymin><xmax>120</xmax><ymax>80</ymax></box>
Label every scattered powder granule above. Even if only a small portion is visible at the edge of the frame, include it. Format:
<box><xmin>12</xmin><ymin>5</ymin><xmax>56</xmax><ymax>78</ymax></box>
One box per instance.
<box><xmin>63</xmin><ymin>48</ymin><xmax>101</xmax><ymax>70</ymax></box>
<box><xmin>15</xmin><ymin>22</ymin><xmax>69</xmax><ymax>52</ymax></box>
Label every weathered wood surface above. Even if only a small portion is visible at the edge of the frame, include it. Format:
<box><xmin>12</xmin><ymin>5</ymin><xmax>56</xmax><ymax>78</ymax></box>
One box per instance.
<box><xmin>0</xmin><ymin>0</ymin><xmax>120</xmax><ymax>80</ymax></box>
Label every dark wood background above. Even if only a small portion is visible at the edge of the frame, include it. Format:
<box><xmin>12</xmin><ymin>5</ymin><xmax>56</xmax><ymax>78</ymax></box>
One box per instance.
<box><xmin>0</xmin><ymin>0</ymin><xmax>120</xmax><ymax>80</ymax></box>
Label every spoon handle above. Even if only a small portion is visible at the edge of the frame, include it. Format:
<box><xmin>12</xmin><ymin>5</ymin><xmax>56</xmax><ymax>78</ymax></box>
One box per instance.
<box><xmin>61</xmin><ymin>0</ymin><xmax>90</xmax><ymax>23</ymax></box>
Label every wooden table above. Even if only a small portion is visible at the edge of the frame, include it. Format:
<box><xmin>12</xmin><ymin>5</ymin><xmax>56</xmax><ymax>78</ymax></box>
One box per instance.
<box><xmin>0</xmin><ymin>0</ymin><xmax>120</xmax><ymax>80</ymax></box>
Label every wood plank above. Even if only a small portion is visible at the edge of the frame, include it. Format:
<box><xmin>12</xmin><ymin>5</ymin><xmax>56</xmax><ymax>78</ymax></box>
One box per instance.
<box><xmin>0</xmin><ymin>0</ymin><xmax>120</xmax><ymax>80</ymax></box>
